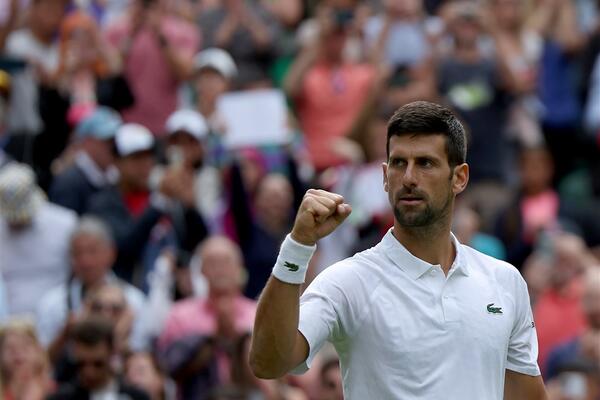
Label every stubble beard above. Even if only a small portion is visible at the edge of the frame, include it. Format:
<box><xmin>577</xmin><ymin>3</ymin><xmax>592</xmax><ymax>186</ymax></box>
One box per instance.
<box><xmin>393</xmin><ymin>190</ymin><xmax>453</xmax><ymax>229</ymax></box>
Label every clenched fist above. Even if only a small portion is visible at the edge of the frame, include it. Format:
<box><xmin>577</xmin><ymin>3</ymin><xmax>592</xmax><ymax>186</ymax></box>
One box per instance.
<box><xmin>291</xmin><ymin>189</ymin><xmax>352</xmax><ymax>246</ymax></box>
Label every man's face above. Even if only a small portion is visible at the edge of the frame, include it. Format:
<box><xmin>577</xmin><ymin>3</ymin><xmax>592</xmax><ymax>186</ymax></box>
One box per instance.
<box><xmin>73</xmin><ymin>341</ymin><xmax>112</xmax><ymax>390</ymax></box>
<box><xmin>167</xmin><ymin>132</ymin><xmax>203</xmax><ymax>168</ymax></box>
<box><xmin>32</xmin><ymin>0</ymin><xmax>66</xmax><ymax>37</ymax></box>
<box><xmin>117</xmin><ymin>151</ymin><xmax>155</xmax><ymax>191</ymax></box>
<box><xmin>200</xmin><ymin>239</ymin><xmax>242</xmax><ymax>295</ymax></box>
<box><xmin>194</xmin><ymin>69</ymin><xmax>228</xmax><ymax>103</ymax></box>
<box><xmin>71</xmin><ymin>233</ymin><xmax>115</xmax><ymax>286</ymax></box>
<box><xmin>320</xmin><ymin>363</ymin><xmax>343</xmax><ymax>400</ymax></box>
<box><xmin>383</xmin><ymin>134</ymin><xmax>467</xmax><ymax>229</ymax></box>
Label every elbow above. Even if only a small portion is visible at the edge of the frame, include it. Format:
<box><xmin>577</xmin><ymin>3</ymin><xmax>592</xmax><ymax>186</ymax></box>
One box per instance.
<box><xmin>248</xmin><ymin>351</ymin><xmax>287</xmax><ymax>380</ymax></box>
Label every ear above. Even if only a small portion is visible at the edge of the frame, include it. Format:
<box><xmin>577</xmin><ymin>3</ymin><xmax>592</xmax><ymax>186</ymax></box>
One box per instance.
<box><xmin>382</xmin><ymin>162</ymin><xmax>389</xmax><ymax>192</ymax></box>
<box><xmin>452</xmin><ymin>163</ymin><xmax>469</xmax><ymax>195</ymax></box>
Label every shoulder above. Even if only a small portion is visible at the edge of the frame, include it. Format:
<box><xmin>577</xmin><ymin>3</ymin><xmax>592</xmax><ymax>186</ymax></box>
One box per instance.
<box><xmin>5</xmin><ymin>30</ymin><xmax>31</xmax><ymax>53</ymax></box>
<box><xmin>167</xmin><ymin>297</ymin><xmax>204</xmax><ymax>319</ymax></box>
<box><xmin>50</xmin><ymin>165</ymin><xmax>87</xmax><ymax>190</ymax></box>
<box><xmin>122</xmin><ymin>283</ymin><xmax>146</xmax><ymax>308</ymax></box>
<box><xmin>41</xmin><ymin>203</ymin><xmax>78</xmax><ymax>227</ymax></box>
<box><xmin>461</xmin><ymin>244</ymin><xmax>527</xmax><ymax>290</ymax></box>
<box><xmin>119</xmin><ymin>382</ymin><xmax>151</xmax><ymax>400</ymax></box>
<box><xmin>87</xmin><ymin>186</ymin><xmax>121</xmax><ymax>208</ymax></box>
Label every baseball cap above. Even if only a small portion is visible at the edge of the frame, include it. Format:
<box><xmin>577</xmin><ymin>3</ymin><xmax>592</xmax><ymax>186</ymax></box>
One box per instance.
<box><xmin>0</xmin><ymin>163</ymin><xmax>45</xmax><ymax>225</ymax></box>
<box><xmin>114</xmin><ymin>123</ymin><xmax>155</xmax><ymax>157</ymax></box>
<box><xmin>75</xmin><ymin>107</ymin><xmax>122</xmax><ymax>141</ymax></box>
<box><xmin>193</xmin><ymin>48</ymin><xmax>237</xmax><ymax>80</ymax></box>
<box><xmin>165</xmin><ymin>109</ymin><xmax>209</xmax><ymax>141</ymax></box>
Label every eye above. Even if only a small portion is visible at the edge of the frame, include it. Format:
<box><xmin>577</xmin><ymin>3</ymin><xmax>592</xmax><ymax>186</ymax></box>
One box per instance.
<box><xmin>389</xmin><ymin>157</ymin><xmax>405</xmax><ymax>167</ymax></box>
<box><xmin>418</xmin><ymin>158</ymin><xmax>434</xmax><ymax>168</ymax></box>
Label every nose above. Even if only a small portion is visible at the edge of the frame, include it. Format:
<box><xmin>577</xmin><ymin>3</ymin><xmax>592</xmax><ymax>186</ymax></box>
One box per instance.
<box><xmin>402</xmin><ymin>162</ymin><xmax>418</xmax><ymax>187</ymax></box>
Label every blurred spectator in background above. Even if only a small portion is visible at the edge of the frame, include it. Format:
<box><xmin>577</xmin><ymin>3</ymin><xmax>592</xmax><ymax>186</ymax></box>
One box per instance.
<box><xmin>105</xmin><ymin>0</ymin><xmax>199</xmax><ymax>134</ymax></box>
<box><xmin>318</xmin><ymin>357</ymin><xmax>343</xmax><ymax>400</ymax></box>
<box><xmin>87</xmin><ymin>123</ymin><xmax>208</xmax><ymax>283</ymax></box>
<box><xmin>190</xmin><ymin>47</ymin><xmax>237</xmax><ymax>129</ymax></box>
<box><xmin>453</xmin><ymin>203</ymin><xmax>506</xmax><ymax>260</ymax></box>
<box><xmin>124</xmin><ymin>351</ymin><xmax>176</xmax><ymax>400</ymax></box>
<box><xmin>158</xmin><ymin>236</ymin><xmax>256</xmax><ymax>399</ymax></box>
<box><xmin>0</xmin><ymin>69</ymin><xmax>11</xmax><ymax>168</ymax></box>
<box><xmin>365</xmin><ymin>0</ymin><xmax>435</xmax><ymax>108</ymax></box>
<box><xmin>199</xmin><ymin>0</ymin><xmax>279</xmax><ymax>88</ymax></box>
<box><xmin>545</xmin><ymin>267</ymin><xmax>600</xmax><ymax>380</ymax></box>
<box><xmin>546</xmin><ymin>361</ymin><xmax>599</xmax><ymax>400</ymax></box>
<box><xmin>49</xmin><ymin>107</ymin><xmax>121</xmax><ymax>215</ymax></box>
<box><xmin>529</xmin><ymin>232</ymin><xmax>598</xmax><ymax>373</ymax></box>
<box><xmin>0</xmin><ymin>319</ymin><xmax>54</xmax><ymax>400</ymax></box>
<box><xmin>0</xmin><ymin>0</ymin><xmax>19</xmax><ymax>52</ymax></box>
<box><xmin>436</xmin><ymin>0</ymin><xmax>512</xmax><ymax>230</ymax></box>
<box><xmin>0</xmin><ymin>163</ymin><xmax>77</xmax><ymax>316</ymax></box>
<box><xmin>164</xmin><ymin>109</ymin><xmax>223</xmax><ymax>230</ymax></box>
<box><xmin>36</xmin><ymin>217</ymin><xmax>145</xmax><ymax>370</ymax></box>
<box><xmin>285</xmin><ymin>4</ymin><xmax>375</xmax><ymax>171</ymax></box>
<box><xmin>48</xmin><ymin>317</ymin><xmax>150</xmax><ymax>400</ymax></box>
<box><xmin>229</xmin><ymin>159</ymin><xmax>303</xmax><ymax>298</ymax></box>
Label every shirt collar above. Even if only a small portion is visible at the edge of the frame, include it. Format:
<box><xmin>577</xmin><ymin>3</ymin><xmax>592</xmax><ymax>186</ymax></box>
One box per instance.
<box><xmin>380</xmin><ymin>228</ymin><xmax>469</xmax><ymax>280</ymax></box>
<box><xmin>75</xmin><ymin>151</ymin><xmax>118</xmax><ymax>188</ymax></box>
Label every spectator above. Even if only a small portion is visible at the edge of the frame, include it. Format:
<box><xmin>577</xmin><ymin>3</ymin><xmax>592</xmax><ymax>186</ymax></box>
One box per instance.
<box><xmin>49</xmin><ymin>107</ymin><xmax>122</xmax><ymax>215</ymax></box>
<box><xmin>35</xmin><ymin>217</ymin><xmax>146</xmax><ymax>366</ymax></box>
<box><xmin>105</xmin><ymin>0</ymin><xmax>200</xmax><ymax>134</ymax></box>
<box><xmin>452</xmin><ymin>204</ymin><xmax>506</xmax><ymax>261</ymax></box>
<box><xmin>164</xmin><ymin>109</ymin><xmax>223</xmax><ymax>229</ymax></box>
<box><xmin>531</xmin><ymin>232</ymin><xmax>599</xmax><ymax>373</ymax></box>
<box><xmin>47</xmin><ymin>317</ymin><xmax>150</xmax><ymax>399</ymax></box>
<box><xmin>158</xmin><ymin>236</ymin><xmax>256</xmax><ymax>399</ymax></box>
<box><xmin>545</xmin><ymin>267</ymin><xmax>600</xmax><ymax>380</ymax></box>
<box><xmin>0</xmin><ymin>0</ymin><xmax>19</xmax><ymax>52</ymax></box>
<box><xmin>190</xmin><ymin>47</ymin><xmax>237</xmax><ymax>128</ymax></box>
<box><xmin>3</xmin><ymin>0</ymin><xmax>67</xmax><ymax>136</ymax></box>
<box><xmin>545</xmin><ymin>361</ymin><xmax>599</xmax><ymax>400</ymax></box>
<box><xmin>0</xmin><ymin>163</ymin><xmax>77</xmax><ymax>316</ymax></box>
<box><xmin>284</xmin><ymin>5</ymin><xmax>375</xmax><ymax>171</ymax></box>
<box><xmin>364</xmin><ymin>0</ymin><xmax>435</xmax><ymax>108</ymax></box>
<box><xmin>124</xmin><ymin>351</ymin><xmax>176</xmax><ymax>400</ymax></box>
<box><xmin>436</xmin><ymin>0</ymin><xmax>512</xmax><ymax>230</ymax></box>
<box><xmin>199</xmin><ymin>0</ymin><xmax>280</xmax><ymax>88</ymax></box>
<box><xmin>318</xmin><ymin>357</ymin><xmax>343</xmax><ymax>400</ymax></box>
<box><xmin>87</xmin><ymin>123</ymin><xmax>208</xmax><ymax>282</ymax></box>
<box><xmin>53</xmin><ymin>11</ymin><xmax>132</xmax><ymax>120</ymax></box>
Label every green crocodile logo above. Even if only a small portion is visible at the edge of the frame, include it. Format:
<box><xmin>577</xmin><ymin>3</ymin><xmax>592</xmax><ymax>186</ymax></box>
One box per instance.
<box><xmin>284</xmin><ymin>261</ymin><xmax>299</xmax><ymax>272</ymax></box>
<box><xmin>487</xmin><ymin>303</ymin><xmax>503</xmax><ymax>314</ymax></box>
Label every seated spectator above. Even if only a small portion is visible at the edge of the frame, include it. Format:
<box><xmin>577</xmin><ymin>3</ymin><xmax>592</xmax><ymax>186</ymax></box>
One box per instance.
<box><xmin>49</xmin><ymin>107</ymin><xmax>122</xmax><ymax>215</ymax></box>
<box><xmin>158</xmin><ymin>236</ymin><xmax>256</xmax><ymax>399</ymax></box>
<box><xmin>531</xmin><ymin>232</ymin><xmax>599</xmax><ymax>373</ymax></box>
<box><xmin>47</xmin><ymin>317</ymin><xmax>150</xmax><ymax>400</ymax></box>
<box><xmin>87</xmin><ymin>123</ymin><xmax>208</xmax><ymax>283</ymax></box>
<box><xmin>105</xmin><ymin>0</ymin><xmax>200</xmax><ymax>134</ymax></box>
<box><xmin>0</xmin><ymin>163</ymin><xmax>77</xmax><ymax>316</ymax></box>
<box><xmin>545</xmin><ymin>267</ymin><xmax>600</xmax><ymax>380</ymax></box>
<box><xmin>284</xmin><ymin>4</ymin><xmax>375</xmax><ymax>171</ymax></box>
<box><xmin>0</xmin><ymin>319</ymin><xmax>54</xmax><ymax>400</ymax></box>
<box><xmin>199</xmin><ymin>0</ymin><xmax>280</xmax><ymax>88</ymax></box>
<box><xmin>452</xmin><ymin>204</ymin><xmax>506</xmax><ymax>261</ymax></box>
<box><xmin>36</xmin><ymin>217</ymin><xmax>146</xmax><ymax>366</ymax></box>
<box><xmin>124</xmin><ymin>351</ymin><xmax>176</xmax><ymax>400</ymax></box>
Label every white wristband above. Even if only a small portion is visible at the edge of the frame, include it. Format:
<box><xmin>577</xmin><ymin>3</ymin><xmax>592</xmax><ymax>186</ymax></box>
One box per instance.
<box><xmin>272</xmin><ymin>234</ymin><xmax>316</xmax><ymax>284</ymax></box>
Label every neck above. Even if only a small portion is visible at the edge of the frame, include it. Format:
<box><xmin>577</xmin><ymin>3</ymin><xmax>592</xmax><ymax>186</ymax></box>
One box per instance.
<box><xmin>392</xmin><ymin>217</ymin><xmax>455</xmax><ymax>274</ymax></box>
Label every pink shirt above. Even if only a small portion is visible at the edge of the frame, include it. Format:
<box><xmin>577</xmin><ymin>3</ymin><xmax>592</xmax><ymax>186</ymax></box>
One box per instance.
<box><xmin>106</xmin><ymin>15</ymin><xmax>200</xmax><ymax>134</ymax></box>
<box><xmin>158</xmin><ymin>295</ymin><xmax>256</xmax><ymax>350</ymax></box>
<box><xmin>297</xmin><ymin>63</ymin><xmax>375</xmax><ymax>171</ymax></box>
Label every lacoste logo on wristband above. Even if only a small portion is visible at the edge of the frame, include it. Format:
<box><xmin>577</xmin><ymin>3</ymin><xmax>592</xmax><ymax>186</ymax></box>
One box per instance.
<box><xmin>284</xmin><ymin>261</ymin><xmax>300</xmax><ymax>272</ymax></box>
<box><xmin>486</xmin><ymin>303</ymin><xmax>503</xmax><ymax>314</ymax></box>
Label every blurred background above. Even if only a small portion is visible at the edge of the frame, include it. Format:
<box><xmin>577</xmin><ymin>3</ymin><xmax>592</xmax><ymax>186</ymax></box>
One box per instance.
<box><xmin>0</xmin><ymin>0</ymin><xmax>599</xmax><ymax>399</ymax></box>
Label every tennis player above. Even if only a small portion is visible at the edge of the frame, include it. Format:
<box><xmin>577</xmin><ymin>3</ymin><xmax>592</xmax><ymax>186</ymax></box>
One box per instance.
<box><xmin>250</xmin><ymin>101</ymin><xmax>547</xmax><ymax>399</ymax></box>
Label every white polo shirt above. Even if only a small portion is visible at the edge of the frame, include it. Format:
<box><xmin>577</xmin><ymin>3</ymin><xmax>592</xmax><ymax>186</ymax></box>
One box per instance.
<box><xmin>293</xmin><ymin>229</ymin><xmax>540</xmax><ymax>399</ymax></box>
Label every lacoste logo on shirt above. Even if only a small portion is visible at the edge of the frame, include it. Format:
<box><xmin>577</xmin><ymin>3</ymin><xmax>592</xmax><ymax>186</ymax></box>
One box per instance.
<box><xmin>284</xmin><ymin>261</ymin><xmax>299</xmax><ymax>272</ymax></box>
<box><xmin>487</xmin><ymin>303</ymin><xmax>503</xmax><ymax>314</ymax></box>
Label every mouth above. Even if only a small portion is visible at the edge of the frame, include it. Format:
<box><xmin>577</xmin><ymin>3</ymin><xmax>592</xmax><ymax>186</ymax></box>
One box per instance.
<box><xmin>398</xmin><ymin>196</ymin><xmax>424</xmax><ymax>205</ymax></box>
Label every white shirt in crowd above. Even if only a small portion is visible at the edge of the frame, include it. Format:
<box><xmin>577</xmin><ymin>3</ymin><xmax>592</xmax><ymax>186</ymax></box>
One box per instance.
<box><xmin>294</xmin><ymin>229</ymin><xmax>540</xmax><ymax>400</ymax></box>
<box><xmin>0</xmin><ymin>202</ymin><xmax>77</xmax><ymax>316</ymax></box>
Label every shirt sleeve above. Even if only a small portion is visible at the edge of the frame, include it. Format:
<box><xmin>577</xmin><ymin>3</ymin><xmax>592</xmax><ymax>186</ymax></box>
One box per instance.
<box><xmin>506</xmin><ymin>273</ymin><xmax>541</xmax><ymax>376</ymax></box>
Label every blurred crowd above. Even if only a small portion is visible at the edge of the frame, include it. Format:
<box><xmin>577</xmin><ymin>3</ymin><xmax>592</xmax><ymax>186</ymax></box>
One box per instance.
<box><xmin>0</xmin><ymin>0</ymin><xmax>599</xmax><ymax>399</ymax></box>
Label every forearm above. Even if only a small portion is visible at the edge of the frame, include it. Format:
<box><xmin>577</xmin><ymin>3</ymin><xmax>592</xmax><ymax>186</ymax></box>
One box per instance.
<box><xmin>158</xmin><ymin>39</ymin><xmax>192</xmax><ymax>81</ymax></box>
<box><xmin>250</xmin><ymin>276</ymin><xmax>304</xmax><ymax>378</ymax></box>
<box><xmin>283</xmin><ymin>44</ymin><xmax>319</xmax><ymax>99</ymax></box>
<box><xmin>244</xmin><ymin>15</ymin><xmax>272</xmax><ymax>49</ymax></box>
<box><xmin>215</xmin><ymin>15</ymin><xmax>239</xmax><ymax>48</ymax></box>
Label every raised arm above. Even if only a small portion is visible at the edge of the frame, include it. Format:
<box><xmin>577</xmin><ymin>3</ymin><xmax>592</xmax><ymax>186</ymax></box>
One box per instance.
<box><xmin>249</xmin><ymin>189</ymin><xmax>351</xmax><ymax>378</ymax></box>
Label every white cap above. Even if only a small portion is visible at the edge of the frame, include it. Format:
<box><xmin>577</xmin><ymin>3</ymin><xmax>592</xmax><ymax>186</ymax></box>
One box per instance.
<box><xmin>165</xmin><ymin>109</ymin><xmax>209</xmax><ymax>141</ymax></box>
<box><xmin>193</xmin><ymin>48</ymin><xmax>237</xmax><ymax>80</ymax></box>
<box><xmin>115</xmin><ymin>123</ymin><xmax>155</xmax><ymax>157</ymax></box>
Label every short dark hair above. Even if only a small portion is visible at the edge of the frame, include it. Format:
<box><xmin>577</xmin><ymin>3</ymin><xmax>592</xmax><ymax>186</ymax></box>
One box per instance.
<box><xmin>71</xmin><ymin>317</ymin><xmax>114</xmax><ymax>349</ymax></box>
<box><xmin>387</xmin><ymin>101</ymin><xmax>467</xmax><ymax>167</ymax></box>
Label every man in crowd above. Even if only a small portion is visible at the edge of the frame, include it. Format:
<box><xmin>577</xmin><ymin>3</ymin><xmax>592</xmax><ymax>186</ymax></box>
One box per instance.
<box><xmin>250</xmin><ymin>101</ymin><xmax>548</xmax><ymax>399</ymax></box>
<box><xmin>49</xmin><ymin>107</ymin><xmax>122</xmax><ymax>215</ymax></box>
<box><xmin>0</xmin><ymin>163</ymin><xmax>77</xmax><ymax>316</ymax></box>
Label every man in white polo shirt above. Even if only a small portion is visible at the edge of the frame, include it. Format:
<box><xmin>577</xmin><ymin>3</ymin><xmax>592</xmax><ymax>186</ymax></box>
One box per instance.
<box><xmin>250</xmin><ymin>101</ymin><xmax>548</xmax><ymax>399</ymax></box>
